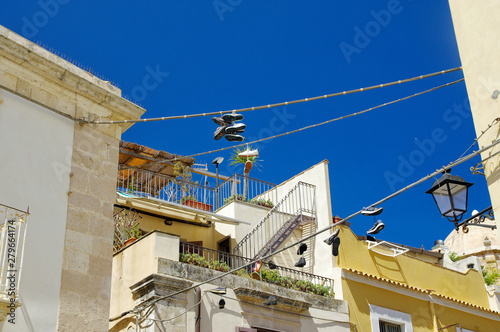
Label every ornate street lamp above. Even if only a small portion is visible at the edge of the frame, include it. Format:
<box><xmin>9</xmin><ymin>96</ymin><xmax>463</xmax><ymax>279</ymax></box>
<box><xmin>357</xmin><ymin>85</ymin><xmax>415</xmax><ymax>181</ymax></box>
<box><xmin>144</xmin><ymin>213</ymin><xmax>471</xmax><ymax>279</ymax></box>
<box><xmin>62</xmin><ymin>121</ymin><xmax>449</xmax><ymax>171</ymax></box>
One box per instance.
<box><xmin>426</xmin><ymin>170</ymin><xmax>473</xmax><ymax>230</ymax></box>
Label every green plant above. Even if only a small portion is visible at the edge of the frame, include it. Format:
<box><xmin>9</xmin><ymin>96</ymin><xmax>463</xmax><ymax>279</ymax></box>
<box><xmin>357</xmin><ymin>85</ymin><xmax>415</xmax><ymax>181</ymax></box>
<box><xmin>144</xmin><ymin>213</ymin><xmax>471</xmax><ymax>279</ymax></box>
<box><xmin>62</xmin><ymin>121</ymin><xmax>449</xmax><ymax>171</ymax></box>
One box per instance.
<box><xmin>179</xmin><ymin>253</ymin><xmax>230</xmax><ymax>272</ymax></box>
<box><xmin>229</xmin><ymin>145</ymin><xmax>261</xmax><ymax>168</ymax></box>
<box><xmin>223</xmin><ymin>194</ymin><xmax>247</xmax><ymax>205</ymax></box>
<box><xmin>482</xmin><ymin>265</ymin><xmax>500</xmax><ymax>286</ymax></box>
<box><xmin>449</xmin><ymin>252</ymin><xmax>462</xmax><ymax>262</ymax></box>
<box><xmin>113</xmin><ymin>209</ymin><xmax>143</xmax><ymax>251</ymax></box>
<box><xmin>250</xmin><ymin>198</ymin><xmax>274</xmax><ymax>208</ymax></box>
<box><xmin>180</xmin><ymin>195</ymin><xmax>198</xmax><ymax>204</ymax></box>
<box><xmin>128</xmin><ymin>176</ymin><xmax>136</xmax><ymax>193</ymax></box>
<box><xmin>174</xmin><ymin>162</ymin><xmax>198</xmax><ymax>200</ymax></box>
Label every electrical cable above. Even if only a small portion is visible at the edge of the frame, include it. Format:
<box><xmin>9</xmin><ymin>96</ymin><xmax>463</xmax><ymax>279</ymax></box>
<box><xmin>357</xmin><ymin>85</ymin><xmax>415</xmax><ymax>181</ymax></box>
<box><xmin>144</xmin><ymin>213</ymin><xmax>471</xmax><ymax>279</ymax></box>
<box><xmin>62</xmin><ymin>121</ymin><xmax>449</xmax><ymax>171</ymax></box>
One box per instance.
<box><xmin>217</xmin><ymin>294</ymin><xmax>358</xmax><ymax>332</ymax></box>
<box><xmin>138</xmin><ymin>290</ymin><xmax>207</xmax><ymax>326</ymax></box>
<box><xmin>133</xmin><ymin>137</ymin><xmax>500</xmax><ymax>315</ymax></box>
<box><xmin>133</xmin><ymin>78</ymin><xmax>465</xmax><ymax>169</ymax></box>
<box><xmin>87</xmin><ymin>67</ymin><xmax>462</xmax><ymax>124</ymax></box>
<box><xmin>459</xmin><ymin>117</ymin><xmax>500</xmax><ymax>159</ymax></box>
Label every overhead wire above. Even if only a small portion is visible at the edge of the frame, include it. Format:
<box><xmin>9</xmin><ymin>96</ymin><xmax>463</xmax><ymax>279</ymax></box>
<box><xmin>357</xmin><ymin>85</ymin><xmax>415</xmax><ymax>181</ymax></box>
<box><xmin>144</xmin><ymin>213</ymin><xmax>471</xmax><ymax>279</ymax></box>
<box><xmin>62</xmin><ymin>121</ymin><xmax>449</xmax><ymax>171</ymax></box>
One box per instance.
<box><xmin>86</xmin><ymin>67</ymin><xmax>462</xmax><ymax>124</ymax></box>
<box><xmin>129</xmin><ymin>137</ymin><xmax>500</xmax><ymax>318</ymax></box>
<box><xmin>459</xmin><ymin>117</ymin><xmax>500</xmax><ymax>159</ymax></box>
<box><xmin>133</xmin><ymin>78</ymin><xmax>465</xmax><ymax>169</ymax></box>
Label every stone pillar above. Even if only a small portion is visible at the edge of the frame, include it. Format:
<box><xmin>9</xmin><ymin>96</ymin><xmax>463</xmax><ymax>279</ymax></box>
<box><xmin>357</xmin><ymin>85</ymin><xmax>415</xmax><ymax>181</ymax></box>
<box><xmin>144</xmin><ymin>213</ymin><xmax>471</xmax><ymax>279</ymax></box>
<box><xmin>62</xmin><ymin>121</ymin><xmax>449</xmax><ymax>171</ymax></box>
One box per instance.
<box><xmin>449</xmin><ymin>0</ymin><xmax>500</xmax><ymax>241</ymax></box>
<box><xmin>56</xmin><ymin>125</ymin><xmax>121</xmax><ymax>331</ymax></box>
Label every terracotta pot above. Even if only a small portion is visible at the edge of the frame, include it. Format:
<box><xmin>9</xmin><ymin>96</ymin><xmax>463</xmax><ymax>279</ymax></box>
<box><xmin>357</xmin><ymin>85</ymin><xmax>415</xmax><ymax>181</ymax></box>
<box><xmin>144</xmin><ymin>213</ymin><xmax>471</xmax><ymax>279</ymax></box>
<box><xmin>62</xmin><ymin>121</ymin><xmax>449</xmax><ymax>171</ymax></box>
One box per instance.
<box><xmin>124</xmin><ymin>237</ymin><xmax>137</xmax><ymax>247</ymax></box>
<box><xmin>182</xmin><ymin>199</ymin><xmax>212</xmax><ymax>212</ymax></box>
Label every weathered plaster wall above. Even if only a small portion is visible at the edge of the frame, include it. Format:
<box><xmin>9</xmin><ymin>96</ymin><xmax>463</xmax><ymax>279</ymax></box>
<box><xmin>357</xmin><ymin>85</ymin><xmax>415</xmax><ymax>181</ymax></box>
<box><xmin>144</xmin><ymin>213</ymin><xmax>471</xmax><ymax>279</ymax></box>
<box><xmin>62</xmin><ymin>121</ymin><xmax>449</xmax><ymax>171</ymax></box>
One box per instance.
<box><xmin>0</xmin><ymin>89</ymin><xmax>74</xmax><ymax>331</ymax></box>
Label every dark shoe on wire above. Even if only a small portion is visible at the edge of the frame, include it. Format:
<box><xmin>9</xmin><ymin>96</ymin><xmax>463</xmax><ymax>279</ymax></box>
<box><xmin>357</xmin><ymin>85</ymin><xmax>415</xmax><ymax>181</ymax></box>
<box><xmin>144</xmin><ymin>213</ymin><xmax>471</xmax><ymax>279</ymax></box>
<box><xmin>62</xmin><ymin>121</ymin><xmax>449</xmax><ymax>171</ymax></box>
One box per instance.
<box><xmin>332</xmin><ymin>236</ymin><xmax>341</xmax><ymax>257</ymax></box>
<box><xmin>225</xmin><ymin>134</ymin><xmax>244</xmax><ymax>142</ymax></box>
<box><xmin>294</xmin><ymin>257</ymin><xmax>306</xmax><ymax>268</ymax></box>
<box><xmin>214</xmin><ymin>126</ymin><xmax>227</xmax><ymax>140</ymax></box>
<box><xmin>361</xmin><ymin>206</ymin><xmax>383</xmax><ymax>216</ymax></box>
<box><xmin>367</xmin><ymin>220</ymin><xmax>385</xmax><ymax>235</ymax></box>
<box><xmin>324</xmin><ymin>229</ymin><xmax>340</xmax><ymax>245</ymax></box>
<box><xmin>222</xmin><ymin>113</ymin><xmax>243</xmax><ymax>123</ymax></box>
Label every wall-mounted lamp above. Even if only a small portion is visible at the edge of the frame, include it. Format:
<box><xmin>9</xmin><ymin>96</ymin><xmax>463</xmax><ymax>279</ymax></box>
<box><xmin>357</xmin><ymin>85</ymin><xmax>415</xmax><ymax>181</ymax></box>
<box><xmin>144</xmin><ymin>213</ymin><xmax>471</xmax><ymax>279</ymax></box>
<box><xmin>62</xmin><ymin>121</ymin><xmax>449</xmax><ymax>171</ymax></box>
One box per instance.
<box><xmin>263</xmin><ymin>296</ymin><xmax>277</xmax><ymax>306</ymax></box>
<box><xmin>426</xmin><ymin>170</ymin><xmax>473</xmax><ymax>231</ymax></box>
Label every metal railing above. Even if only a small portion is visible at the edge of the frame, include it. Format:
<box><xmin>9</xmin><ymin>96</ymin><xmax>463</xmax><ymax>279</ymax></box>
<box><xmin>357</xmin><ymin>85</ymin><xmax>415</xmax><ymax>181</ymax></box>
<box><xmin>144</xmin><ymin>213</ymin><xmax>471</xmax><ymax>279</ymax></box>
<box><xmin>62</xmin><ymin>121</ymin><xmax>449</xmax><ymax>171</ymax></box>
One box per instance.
<box><xmin>118</xmin><ymin>167</ymin><xmax>216</xmax><ymax>212</ymax></box>
<box><xmin>233</xmin><ymin>182</ymin><xmax>316</xmax><ymax>260</ymax></box>
<box><xmin>0</xmin><ymin>204</ymin><xmax>28</xmax><ymax>300</ymax></box>
<box><xmin>117</xmin><ymin>167</ymin><xmax>277</xmax><ymax>212</ymax></box>
<box><xmin>179</xmin><ymin>242</ymin><xmax>333</xmax><ymax>295</ymax></box>
<box><xmin>214</xmin><ymin>173</ymin><xmax>278</xmax><ymax>210</ymax></box>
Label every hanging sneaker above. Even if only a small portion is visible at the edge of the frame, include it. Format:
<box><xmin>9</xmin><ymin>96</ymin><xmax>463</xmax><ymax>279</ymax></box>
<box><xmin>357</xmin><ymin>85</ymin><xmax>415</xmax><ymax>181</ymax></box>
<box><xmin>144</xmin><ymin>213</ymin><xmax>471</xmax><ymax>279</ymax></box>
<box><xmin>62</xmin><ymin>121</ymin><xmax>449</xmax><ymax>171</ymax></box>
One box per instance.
<box><xmin>238</xmin><ymin>149</ymin><xmax>259</xmax><ymax>158</ymax></box>
<box><xmin>225</xmin><ymin>123</ymin><xmax>246</xmax><ymax>134</ymax></box>
<box><xmin>296</xmin><ymin>243</ymin><xmax>308</xmax><ymax>255</ymax></box>
<box><xmin>225</xmin><ymin>134</ymin><xmax>244</xmax><ymax>142</ymax></box>
<box><xmin>268</xmin><ymin>260</ymin><xmax>277</xmax><ymax>270</ymax></box>
<box><xmin>222</xmin><ymin>113</ymin><xmax>244</xmax><ymax>123</ymax></box>
<box><xmin>214</xmin><ymin>126</ymin><xmax>227</xmax><ymax>140</ymax></box>
<box><xmin>361</xmin><ymin>206</ymin><xmax>383</xmax><ymax>216</ymax></box>
<box><xmin>367</xmin><ymin>220</ymin><xmax>385</xmax><ymax>235</ymax></box>
<box><xmin>324</xmin><ymin>229</ymin><xmax>340</xmax><ymax>245</ymax></box>
<box><xmin>212</xmin><ymin>117</ymin><xmax>228</xmax><ymax>126</ymax></box>
<box><xmin>332</xmin><ymin>236</ymin><xmax>341</xmax><ymax>257</ymax></box>
<box><xmin>244</xmin><ymin>160</ymin><xmax>253</xmax><ymax>174</ymax></box>
<box><xmin>294</xmin><ymin>257</ymin><xmax>306</xmax><ymax>268</ymax></box>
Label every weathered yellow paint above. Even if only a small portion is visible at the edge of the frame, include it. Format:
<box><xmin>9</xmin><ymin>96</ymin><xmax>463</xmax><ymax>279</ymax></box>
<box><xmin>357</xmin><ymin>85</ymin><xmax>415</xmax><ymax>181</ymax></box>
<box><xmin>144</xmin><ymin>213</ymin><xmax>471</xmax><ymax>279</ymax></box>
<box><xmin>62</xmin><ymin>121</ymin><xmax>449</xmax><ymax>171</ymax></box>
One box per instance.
<box><xmin>337</xmin><ymin>226</ymin><xmax>490</xmax><ymax>307</ymax></box>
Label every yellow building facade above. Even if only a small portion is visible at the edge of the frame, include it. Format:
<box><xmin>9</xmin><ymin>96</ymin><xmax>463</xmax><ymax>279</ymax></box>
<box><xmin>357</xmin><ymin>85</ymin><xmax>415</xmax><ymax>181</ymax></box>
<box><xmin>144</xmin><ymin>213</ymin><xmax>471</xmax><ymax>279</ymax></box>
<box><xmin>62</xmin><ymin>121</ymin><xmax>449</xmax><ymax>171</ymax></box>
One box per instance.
<box><xmin>335</xmin><ymin>225</ymin><xmax>500</xmax><ymax>331</ymax></box>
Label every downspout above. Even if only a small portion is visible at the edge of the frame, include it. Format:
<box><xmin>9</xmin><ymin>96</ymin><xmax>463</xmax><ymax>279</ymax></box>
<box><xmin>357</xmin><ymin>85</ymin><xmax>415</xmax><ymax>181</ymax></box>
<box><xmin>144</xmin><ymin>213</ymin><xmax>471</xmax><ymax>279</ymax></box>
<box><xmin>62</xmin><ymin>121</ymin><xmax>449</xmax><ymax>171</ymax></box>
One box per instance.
<box><xmin>195</xmin><ymin>287</ymin><xmax>201</xmax><ymax>332</ymax></box>
<box><xmin>428</xmin><ymin>293</ymin><xmax>439</xmax><ymax>332</ymax></box>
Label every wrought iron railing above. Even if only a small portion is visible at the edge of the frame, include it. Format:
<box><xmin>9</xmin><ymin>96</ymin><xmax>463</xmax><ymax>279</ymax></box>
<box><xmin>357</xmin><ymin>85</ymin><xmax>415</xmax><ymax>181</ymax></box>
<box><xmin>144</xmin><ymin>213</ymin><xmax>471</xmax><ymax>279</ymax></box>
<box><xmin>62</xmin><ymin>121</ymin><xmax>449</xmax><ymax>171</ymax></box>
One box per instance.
<box><xmin>0</xmin><ymin>204</ymin><xmax>28</xmax><ymax>300</ymax></box>
<box><xmin>117</xmin><ymin>167</ymin><xmax>277</xmax><ymax>212</ymax></box>
<box><xmin>179</xmin><ymin>242</ymin><xmax>333</xmax><ymax>295</ymax></box>
<box><xmin>233</xmin><ymin>182</ymin><xmax>316</xmax><ymax>261</ymax></box>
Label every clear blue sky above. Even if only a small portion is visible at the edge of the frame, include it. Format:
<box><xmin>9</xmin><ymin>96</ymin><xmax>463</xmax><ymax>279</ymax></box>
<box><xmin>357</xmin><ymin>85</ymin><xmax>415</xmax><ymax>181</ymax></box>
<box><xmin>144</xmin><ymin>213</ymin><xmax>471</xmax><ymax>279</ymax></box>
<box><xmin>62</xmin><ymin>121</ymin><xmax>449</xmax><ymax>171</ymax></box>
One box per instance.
<box><xmin>1</xmin><ymin>0</ymin><xmax>492</xmax><ymax>249</ymax></box>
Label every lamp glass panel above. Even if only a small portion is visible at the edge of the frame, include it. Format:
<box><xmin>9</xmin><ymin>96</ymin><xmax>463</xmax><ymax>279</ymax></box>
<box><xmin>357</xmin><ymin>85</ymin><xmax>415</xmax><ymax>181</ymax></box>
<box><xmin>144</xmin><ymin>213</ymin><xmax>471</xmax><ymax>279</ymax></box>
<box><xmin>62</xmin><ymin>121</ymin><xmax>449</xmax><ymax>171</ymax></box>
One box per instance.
<box><xmin>433</xmin><ymin>193</ymin><xmax>452</xmax><ymax>215</ymax></box>
<box><xmin>451</xmin><ymin>188</ymin><xmax>468</xmax><ymax>212</ymax></box>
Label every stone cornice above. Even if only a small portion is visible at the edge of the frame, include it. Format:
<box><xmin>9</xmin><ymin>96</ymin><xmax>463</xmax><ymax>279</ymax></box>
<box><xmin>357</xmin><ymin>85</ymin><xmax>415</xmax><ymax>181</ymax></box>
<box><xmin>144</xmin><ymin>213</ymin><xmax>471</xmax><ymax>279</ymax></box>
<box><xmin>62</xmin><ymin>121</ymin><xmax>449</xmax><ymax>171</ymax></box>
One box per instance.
<box><xmin>0</xmin><ymin>25</ymin><xmax>145</xmax><ymax>133</ymax></box>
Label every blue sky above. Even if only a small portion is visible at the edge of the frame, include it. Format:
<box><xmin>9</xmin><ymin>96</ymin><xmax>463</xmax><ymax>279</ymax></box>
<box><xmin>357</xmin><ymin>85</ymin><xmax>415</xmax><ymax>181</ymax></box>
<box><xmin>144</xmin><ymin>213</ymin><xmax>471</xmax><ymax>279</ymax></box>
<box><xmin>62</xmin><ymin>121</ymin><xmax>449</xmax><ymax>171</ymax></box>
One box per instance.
<box><xmin>1</xmin><ymin>1</ymin><xmax>492</xmax><ymax>249</ymax></box>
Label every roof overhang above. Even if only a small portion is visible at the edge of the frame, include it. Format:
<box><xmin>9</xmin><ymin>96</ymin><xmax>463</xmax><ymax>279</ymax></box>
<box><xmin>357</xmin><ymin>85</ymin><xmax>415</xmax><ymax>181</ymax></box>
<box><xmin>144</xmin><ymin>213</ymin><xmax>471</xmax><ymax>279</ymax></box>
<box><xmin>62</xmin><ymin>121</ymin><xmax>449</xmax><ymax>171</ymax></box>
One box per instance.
<box><xmin>116</xmin><ymin>193</ymin><xmax>250</xmax><ymax>226</ymax></box>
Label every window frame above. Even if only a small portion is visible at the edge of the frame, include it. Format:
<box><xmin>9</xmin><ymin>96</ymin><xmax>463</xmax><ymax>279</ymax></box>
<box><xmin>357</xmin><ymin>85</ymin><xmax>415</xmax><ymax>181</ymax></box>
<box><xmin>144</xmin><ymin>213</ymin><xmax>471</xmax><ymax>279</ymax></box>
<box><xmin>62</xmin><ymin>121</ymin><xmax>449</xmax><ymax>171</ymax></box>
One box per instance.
<box><xmin>369</xmin><ymin>304</ymin><xmax>413</xmax><ymax>332</ymax></box>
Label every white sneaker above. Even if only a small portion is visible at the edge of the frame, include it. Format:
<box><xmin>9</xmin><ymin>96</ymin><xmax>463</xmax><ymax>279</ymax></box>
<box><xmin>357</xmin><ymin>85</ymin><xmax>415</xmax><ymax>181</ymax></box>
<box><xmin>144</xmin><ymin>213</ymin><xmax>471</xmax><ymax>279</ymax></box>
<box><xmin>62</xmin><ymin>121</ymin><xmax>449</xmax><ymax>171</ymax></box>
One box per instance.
<box><xmin>238</xmin><ymin>149</ymin><xmax>259</xmax><ymax>158</ymax></box>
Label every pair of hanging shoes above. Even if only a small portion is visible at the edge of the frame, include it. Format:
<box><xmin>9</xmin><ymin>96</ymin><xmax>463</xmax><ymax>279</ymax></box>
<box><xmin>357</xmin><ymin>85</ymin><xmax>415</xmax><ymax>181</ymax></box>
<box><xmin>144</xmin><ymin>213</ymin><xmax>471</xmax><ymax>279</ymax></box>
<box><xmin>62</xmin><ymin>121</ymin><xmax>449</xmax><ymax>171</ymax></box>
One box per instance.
<box><xmin>324</xmin><ymin>228</ymin><xmax>341</xmax><ymax>256</ymax></box>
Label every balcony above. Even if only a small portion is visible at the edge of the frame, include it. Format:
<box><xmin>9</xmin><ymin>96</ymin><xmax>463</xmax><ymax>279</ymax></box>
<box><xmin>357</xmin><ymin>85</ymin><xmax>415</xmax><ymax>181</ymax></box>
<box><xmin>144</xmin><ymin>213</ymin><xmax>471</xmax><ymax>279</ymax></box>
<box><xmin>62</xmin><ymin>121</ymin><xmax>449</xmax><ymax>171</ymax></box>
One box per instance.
<box><xmin>179</xmin><ymin>241</ymin><xmax>333</xmax><ymax>297</ymax></box>
<box><xmin>117</xmin><ymin>166</ymin><xmax>278</xmax><ymax>212</ymax></box>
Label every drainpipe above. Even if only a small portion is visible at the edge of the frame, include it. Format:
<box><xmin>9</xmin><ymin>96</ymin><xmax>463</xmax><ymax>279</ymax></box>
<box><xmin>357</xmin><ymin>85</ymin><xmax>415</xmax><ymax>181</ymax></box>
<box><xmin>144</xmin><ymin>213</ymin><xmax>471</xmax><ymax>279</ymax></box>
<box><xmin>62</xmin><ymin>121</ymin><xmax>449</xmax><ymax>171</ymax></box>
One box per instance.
<box><xmin>195</xmin><ymin>287</ymin><xmax>201</xmax><ymax>332</ymax></box>
<box><xmin>428</xmin><ymin>293</ymin><xmax>439</xmax><ymax>332</ymax></box>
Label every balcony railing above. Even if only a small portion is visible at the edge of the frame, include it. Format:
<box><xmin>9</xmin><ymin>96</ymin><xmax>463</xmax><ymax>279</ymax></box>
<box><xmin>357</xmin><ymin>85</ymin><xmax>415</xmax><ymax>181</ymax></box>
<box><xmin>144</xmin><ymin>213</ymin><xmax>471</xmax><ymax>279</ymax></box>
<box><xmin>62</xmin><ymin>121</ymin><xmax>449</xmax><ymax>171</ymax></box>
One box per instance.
<box><xmin>0</xmin><ymin>204</ymin><xmax>28</xmax><ymax>300</ymax></box>
<box><xmin>117</xmin><ymin>167</ymin><xmax>277</xmax><ymax>212</ymax></box>
<box><xmin>179</xmin><ymin>242</ymin><xmax>333</xmax><ymax>296</ymax></box>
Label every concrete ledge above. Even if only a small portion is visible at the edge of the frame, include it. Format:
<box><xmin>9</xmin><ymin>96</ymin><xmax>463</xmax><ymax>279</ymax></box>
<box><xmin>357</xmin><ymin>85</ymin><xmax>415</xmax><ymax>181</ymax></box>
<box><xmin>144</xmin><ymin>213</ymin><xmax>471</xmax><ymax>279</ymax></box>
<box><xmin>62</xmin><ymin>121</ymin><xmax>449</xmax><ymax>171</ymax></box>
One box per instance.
<box><xmin>130</xmin><ymin>273</ymin><xmax>193</xmax><ymax>304</ymax></box>
<box><xmin>157</xmin><ymin>257</ymin><xmax>348</xmax><ymax>313</ymax></box>
<box><xmin>234</xmin><ymin>287</ymin><xmax>311</xmax><ymax>313</ymax></box>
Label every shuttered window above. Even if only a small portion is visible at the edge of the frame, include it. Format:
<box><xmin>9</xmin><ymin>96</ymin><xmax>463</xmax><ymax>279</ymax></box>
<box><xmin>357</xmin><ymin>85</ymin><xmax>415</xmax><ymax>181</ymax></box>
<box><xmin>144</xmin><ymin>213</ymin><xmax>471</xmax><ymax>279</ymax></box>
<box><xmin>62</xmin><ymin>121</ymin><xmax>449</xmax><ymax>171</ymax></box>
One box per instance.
<box><xmin>379</xmin><ymin>321</ymin><xmax>402</xmax><ymax>332</ymax></box>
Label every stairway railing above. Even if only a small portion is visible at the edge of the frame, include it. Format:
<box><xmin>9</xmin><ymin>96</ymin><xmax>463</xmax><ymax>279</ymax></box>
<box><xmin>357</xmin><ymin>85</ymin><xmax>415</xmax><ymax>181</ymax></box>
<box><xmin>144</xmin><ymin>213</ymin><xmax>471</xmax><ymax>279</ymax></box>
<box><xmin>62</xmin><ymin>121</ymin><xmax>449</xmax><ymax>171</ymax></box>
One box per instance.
<box><xmin>233</xmin><ymin>182</ymin><xmax>316</xmax><ymax>262</ymax></box>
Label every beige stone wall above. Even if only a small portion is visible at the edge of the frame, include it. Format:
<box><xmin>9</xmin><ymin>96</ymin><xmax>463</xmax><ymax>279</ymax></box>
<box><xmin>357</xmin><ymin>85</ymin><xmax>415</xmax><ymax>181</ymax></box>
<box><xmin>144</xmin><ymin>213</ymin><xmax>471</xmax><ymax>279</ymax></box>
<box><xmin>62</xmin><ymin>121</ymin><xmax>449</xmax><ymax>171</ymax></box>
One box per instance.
<box><xmin>57</xmin><ymin>125</ymin><xmax>120</xmax><ymax>331</ymax></box>
<box><xmin>448</xmin><ymin>0</ymin><xmax>500</xmax><ymax>242</ymax></box>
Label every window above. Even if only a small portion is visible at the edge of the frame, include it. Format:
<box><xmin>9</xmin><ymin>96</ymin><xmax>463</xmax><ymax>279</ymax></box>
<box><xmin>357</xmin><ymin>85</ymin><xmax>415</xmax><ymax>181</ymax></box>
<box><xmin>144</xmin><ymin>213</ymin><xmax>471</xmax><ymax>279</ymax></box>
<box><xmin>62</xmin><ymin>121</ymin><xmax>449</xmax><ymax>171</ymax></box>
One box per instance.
<box><xmin>380</xmin><ymin>320</ymin><xmax>402</xmax><ymax>332</ymax></box>
<box><xmin>369</xmin><ymin>305</ymin><xmax>413</xmax><ymax>332</ymax></box>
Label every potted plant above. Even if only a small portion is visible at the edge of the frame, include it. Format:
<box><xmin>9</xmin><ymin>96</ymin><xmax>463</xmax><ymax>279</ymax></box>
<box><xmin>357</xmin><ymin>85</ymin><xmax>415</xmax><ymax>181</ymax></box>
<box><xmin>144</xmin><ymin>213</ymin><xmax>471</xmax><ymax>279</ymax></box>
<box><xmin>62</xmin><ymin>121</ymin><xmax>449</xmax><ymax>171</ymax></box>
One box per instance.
<box><xmin>230</xmin><ymin>146</ymin><xmax>261</xmax><ymax>199</ymax></box>
<box><xmin>113</xmin><ymin>209</ymin><xmax>143</xmax><ymax>252</ymax></box>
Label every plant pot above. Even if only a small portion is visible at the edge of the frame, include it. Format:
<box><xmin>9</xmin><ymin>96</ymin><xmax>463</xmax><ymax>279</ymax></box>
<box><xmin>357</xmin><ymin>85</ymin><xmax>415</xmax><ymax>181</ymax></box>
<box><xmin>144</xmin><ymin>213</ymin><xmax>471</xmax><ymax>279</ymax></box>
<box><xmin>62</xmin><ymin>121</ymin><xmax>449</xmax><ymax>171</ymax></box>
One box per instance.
<box><xmin>124</xmin><ymin>237</ymin><xmax>138</xmax><ymax>247</ymax></box>
<box><xmin>182</xmin><ymin>199</ymin><xmax>212</xmax><ymax>212</ymax></box>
